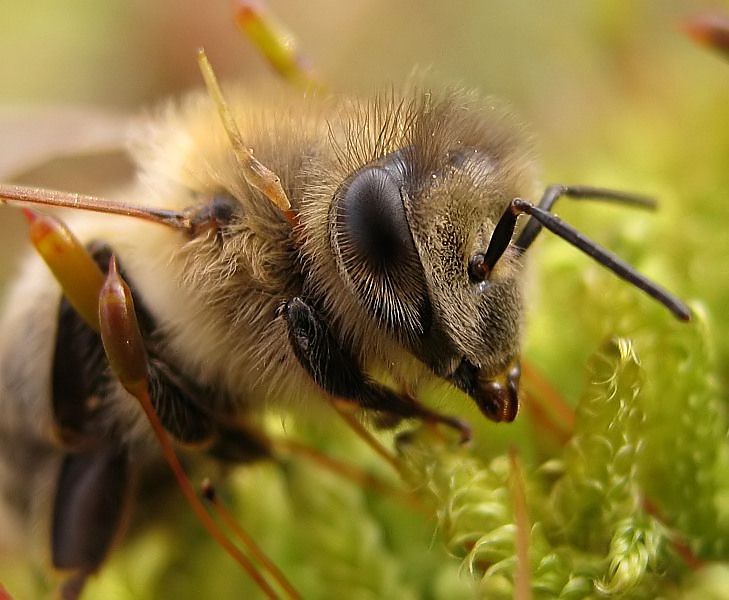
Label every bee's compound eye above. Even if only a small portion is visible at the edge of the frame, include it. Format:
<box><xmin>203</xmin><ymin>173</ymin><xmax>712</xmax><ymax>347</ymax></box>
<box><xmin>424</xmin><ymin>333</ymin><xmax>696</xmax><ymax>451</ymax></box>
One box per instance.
<box><xmin>336</xmin><ymin>166</ymin><xmax>415</xmax><ymax>272</ymax></box>
<box><xmin>332</xmin><ymin>162</ymin><xmax>430</xmax><ymax>337</ymax></box>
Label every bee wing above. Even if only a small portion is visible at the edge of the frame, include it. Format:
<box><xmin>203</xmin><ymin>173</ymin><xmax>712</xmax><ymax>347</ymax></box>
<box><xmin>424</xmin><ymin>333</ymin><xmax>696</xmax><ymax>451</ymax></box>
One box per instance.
<box><xmin>0</xmin><ymin>106</ymin><xmax>136</xmax><ymax>289</ymax></box>
<box><xmin>0</xmin><ymin>105</ymin><xmax>133</xmax><ymax>186</ymax></box>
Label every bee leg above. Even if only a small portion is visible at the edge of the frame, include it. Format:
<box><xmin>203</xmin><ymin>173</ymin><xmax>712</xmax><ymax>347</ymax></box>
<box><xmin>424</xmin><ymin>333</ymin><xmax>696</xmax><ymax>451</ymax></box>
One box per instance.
<box><xmin>280</xmin><ymin>297</ymin><xmax>471</xmax><ymax>440</ymax></box>
<box><xmin>144</xmin><ymin>357</ymin><xmax>219</xmax><ymax>446</ymax></box>
<box><xmin>52</xmin><ymin>298</ymin><xmax>111</xmax><ymax>450</ymax></box>
<box><xmin>51</xmin><ymin>445</ymin><xmax>132</xmax><ymax>599</ymax></box>
<box><xmin>207</xmin><ymin>422</ymin><xmax>272</xmax><ymax>463</ymax></box>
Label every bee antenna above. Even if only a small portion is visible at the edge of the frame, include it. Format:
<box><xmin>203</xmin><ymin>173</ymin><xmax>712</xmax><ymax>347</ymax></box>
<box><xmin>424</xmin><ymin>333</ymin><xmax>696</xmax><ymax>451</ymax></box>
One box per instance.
<box><xmin>510</xmin><ymin>197</ymin><xmax>691</xmax><ymax>321</ymax></box>
<box><xmin>477</xmin><ymin>203</ymin><xmax>519</xmax><ymax>277</ymax></box>
<box><xmin>514</xmin><ymin>184</ymin><xmax>656</xmax><ymax>251</ymax></box>
<box><xmin>479</xmin><ymin>185</ymin><xmax>691</xmax><ymax>321</ymax></box>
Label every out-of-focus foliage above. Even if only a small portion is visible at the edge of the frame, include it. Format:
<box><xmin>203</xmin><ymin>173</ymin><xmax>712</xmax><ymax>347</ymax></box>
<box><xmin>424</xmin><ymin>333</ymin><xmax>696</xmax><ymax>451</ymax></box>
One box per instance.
<box><xmin>1</xmin><ymin>1</ymin><xmax>729</xmax><ymax>598</ymax></box>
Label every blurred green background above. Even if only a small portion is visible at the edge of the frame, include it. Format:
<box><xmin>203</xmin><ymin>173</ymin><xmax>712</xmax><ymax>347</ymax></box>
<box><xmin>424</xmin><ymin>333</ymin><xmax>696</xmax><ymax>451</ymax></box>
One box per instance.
<box><xmin>1</xmin><ymin>1</ymin><xmax>729</xmax><ymax>598</ymax></box>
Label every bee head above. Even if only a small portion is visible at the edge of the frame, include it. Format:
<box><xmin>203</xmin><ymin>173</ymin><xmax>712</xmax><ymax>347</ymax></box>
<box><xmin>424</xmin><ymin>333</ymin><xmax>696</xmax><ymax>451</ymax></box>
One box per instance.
<box><xmin>312</xmin><ymin>88</ymin><xmax>537</xmax><ymax>413</ymax></box>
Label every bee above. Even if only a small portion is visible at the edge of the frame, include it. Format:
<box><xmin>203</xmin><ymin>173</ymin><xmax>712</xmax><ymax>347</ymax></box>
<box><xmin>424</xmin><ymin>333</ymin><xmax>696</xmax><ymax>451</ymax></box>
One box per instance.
<box><xmin>0</xmin><ymin>45</ymin><xmax>691</xmax><ymax>600</ymax></box>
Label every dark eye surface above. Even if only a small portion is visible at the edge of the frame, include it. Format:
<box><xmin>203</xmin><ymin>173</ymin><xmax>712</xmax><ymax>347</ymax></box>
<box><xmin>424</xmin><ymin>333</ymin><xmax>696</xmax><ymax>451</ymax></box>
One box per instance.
<box><xmin>330</xmin><ymin>158</ymin><xmax>431</xmax><ymax>339</ymax></box>
<box><xmin>336</xmin><ymin>166</ymin><xmax>413</xmax><ymax>271</ymax></box>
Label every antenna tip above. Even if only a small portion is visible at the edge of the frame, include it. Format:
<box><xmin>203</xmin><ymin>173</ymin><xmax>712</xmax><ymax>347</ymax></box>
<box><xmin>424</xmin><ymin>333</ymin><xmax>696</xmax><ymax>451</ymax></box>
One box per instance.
<box><xmin>676</xmin><ymin>306</ymin><xmax>693</xmax><ymax>322</ymax></box>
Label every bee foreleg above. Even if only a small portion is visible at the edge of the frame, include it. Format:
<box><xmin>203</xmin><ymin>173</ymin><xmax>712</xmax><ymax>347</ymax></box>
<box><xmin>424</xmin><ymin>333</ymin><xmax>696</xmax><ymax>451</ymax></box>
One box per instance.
<box><xmin>280</xmin><ymin>297</ymin><xmax>471</xmax><ymax>440</ymax></box>
<box><xmin>51</xmin><ymin>445</ymin><xmax>132</xmax><ymax>599</ymax></box>
<box><xmin>206</xmin><ymin>422</ymin><xmax>272</xmax><ymax>463</ymax></box>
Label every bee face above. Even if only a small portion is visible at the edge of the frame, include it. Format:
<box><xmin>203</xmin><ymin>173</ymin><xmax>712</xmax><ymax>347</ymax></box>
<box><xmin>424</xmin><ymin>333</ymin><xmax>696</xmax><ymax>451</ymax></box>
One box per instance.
<box><xmin>318</xmin><ymin>90</ymin><xmax>534</xmax><ymax>382</ymax></box>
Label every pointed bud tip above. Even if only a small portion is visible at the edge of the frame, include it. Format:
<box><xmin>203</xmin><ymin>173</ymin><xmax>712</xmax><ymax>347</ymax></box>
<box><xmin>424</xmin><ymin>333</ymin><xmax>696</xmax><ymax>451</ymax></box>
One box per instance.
<box><xmin>21</xmin><ymin>207</ymin><xmax>39</xmax><ymax>223</ymax></box>
<box><xmin>108</xmin><ymin>254</ymin><xmax>119</xmax><ymax>277</ymax></box>
<box><xmin>682</xmin><ymin>13</ymin><xmax>729</xmax><ymax>54</ymax></box>
<box><xmin>98</xmin><ymin>256</ymin><xmax>149</xmax><ymax>392</ymax></box>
